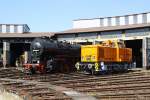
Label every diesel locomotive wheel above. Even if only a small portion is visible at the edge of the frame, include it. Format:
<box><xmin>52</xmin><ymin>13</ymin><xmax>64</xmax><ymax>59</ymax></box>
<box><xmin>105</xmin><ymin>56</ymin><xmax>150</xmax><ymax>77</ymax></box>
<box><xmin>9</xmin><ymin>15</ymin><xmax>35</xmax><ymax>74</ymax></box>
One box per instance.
<box><xmin>91</xmin><ymin>68</ymin><xmax>96</xmax><ymax>75</ymax></box>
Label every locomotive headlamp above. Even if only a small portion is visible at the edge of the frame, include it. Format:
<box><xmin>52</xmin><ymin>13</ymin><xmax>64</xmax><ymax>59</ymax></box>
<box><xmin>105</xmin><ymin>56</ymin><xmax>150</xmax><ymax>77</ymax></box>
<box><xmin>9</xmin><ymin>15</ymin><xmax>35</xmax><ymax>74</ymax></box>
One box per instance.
<box><xmin>101</xmin><ymin>62</ymin><xmax>105</xmax><ymax>70</ymax></box>
<box><xmin>100</xmin><ymin>62</ymin><xmax>104</xmax><ymax>66</ymax></box>
<box><xmin>37</xmin><ymin>60</ymin><xmax>40</xmax><ymax>64</ymax></box>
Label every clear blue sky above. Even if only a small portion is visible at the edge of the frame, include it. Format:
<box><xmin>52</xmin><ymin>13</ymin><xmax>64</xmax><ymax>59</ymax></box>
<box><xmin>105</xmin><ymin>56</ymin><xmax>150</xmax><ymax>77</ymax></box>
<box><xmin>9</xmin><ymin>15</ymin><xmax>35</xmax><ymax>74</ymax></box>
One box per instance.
<box><xmin>0</xmin><ymin>0</ymin><xmax>150</xmax><ymax>32</ymax></box>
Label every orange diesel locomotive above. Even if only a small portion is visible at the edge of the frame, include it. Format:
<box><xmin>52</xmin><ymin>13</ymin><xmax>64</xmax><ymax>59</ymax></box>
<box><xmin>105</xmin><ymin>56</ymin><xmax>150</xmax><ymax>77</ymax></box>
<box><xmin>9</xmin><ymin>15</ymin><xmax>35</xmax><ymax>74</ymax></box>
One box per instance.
<box><xmin>76</xmin><ymin>40</ymin><xmax>132</xmax><ymax>74</ymax></box>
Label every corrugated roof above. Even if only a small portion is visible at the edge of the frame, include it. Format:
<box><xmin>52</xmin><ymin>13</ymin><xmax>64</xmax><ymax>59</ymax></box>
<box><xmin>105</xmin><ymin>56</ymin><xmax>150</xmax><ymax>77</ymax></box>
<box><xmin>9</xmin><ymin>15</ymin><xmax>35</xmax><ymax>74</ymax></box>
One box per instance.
<box><xmin>0</xmin><ymin>32</ymin><xmax>55</xmax><ymax>38</ymax></box>
<box><xmin>57</xmin><ymin>23</ymin><xmax>150</xmax><ymax>34</ymax></box>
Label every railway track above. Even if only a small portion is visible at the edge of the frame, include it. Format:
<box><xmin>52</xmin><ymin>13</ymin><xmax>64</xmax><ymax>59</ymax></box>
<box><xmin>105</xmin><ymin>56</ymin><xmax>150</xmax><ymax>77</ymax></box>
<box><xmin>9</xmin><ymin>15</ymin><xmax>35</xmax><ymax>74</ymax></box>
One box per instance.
<box><xmin>0</xmin><ymin>68</ymin><xmax>150</xmax><ymax>100</ymax></box>
<box><xmin>0</xmin><ymin>79</ymin><xmax>72</xmax><ymax>100</ymax></box>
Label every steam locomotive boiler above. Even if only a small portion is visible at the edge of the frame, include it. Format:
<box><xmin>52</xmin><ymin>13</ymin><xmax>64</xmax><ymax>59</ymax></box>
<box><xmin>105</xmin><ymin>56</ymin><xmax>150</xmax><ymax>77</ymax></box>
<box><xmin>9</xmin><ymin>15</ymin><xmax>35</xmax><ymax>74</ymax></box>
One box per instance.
<box><xmin>23</xmin><ymin>37</ymin><xmax>80</xmax><ymax>74</ymax></box>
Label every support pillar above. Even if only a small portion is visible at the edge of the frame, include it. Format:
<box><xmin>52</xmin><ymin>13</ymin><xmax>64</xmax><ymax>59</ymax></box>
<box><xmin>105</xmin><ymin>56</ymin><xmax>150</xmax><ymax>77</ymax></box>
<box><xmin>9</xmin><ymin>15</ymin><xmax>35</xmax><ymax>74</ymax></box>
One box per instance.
<box><xmin>3</xmin><ymin>42</ymin><xmax>10</xmax><ymax>68</ymax></box>
<box><xmin>24</xmin><ymin>51</ymin><xmax>29</xmax><ymax>64</ymax></box>
<box><xmin>143</xmin><ymin>37</ymin><xmax>150</xmax><ymax>69</ymax></box>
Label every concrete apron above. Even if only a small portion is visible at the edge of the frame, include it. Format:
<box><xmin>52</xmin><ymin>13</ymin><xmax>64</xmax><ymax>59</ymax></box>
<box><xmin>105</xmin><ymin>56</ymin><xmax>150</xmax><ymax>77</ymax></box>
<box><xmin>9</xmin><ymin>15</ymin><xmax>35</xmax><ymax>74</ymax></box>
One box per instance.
<box><xmin>0</xmin><ymin>87</ymin><xmax>23</xmax><ymax>100</ymax></box>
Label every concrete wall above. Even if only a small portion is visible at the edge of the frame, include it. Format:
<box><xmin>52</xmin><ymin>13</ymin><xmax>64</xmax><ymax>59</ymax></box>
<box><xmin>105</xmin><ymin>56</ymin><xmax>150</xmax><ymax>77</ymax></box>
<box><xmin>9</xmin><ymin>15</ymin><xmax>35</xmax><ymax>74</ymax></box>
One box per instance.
<box><xmin>0</xmin><ymin>24</ymin><xmax>30</xmax><ymax>33</ymax></box>
<box><xmin>57</xmin><ymin>34</ymin><xmax>76</xmax><ymax>41</ymax></box>
<box><xmin>125</xmin><ymin>28</ymin><xmax>150</xmax><ymax>37</ymax></box>
<box><xmin>77</xmin><ymin>33</ymin><xmax>97</xmax><ymax>39</ymax></box>
<box><xmin>73</xmin><ymin>12</ymin><xmax>150</xmax><ymax>29</ymax></box>
<box><xmin>73</xmin><ymin>19</ymin><xmax>100</xmax><ymax>28</ymax></box>
<box><xmin>100</xmin><ymin>31</ymin><xmax>122</xmax><ymax>39</ymax></box>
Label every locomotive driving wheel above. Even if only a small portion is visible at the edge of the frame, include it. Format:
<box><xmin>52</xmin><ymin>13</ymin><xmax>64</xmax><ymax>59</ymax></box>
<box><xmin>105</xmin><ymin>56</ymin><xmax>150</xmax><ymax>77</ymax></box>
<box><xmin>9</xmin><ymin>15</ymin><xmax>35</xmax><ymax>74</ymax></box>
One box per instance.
<box><xmin>46</xmin><ymin>58</ymin><xmax>54</xmax><ymax>72</ymax></box>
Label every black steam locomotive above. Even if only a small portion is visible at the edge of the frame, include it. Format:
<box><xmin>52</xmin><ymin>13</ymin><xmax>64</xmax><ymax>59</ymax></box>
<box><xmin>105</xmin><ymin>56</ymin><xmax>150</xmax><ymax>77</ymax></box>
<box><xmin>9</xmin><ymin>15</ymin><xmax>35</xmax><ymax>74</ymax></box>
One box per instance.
<box><xmin>23</xmin><ymin>37</ymin><xmax>80</xmax><ymax>74</ymax></box>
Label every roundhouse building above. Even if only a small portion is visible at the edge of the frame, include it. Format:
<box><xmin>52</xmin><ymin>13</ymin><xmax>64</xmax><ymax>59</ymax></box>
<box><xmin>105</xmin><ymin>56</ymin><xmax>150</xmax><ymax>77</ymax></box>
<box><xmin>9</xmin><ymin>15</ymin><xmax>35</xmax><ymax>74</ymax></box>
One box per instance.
<box><xmin>55</xmin><ymin>12</ymin><xmax>150</xmax><ymax>69</ymax></box>
<box><xmin>0</xmin><ymin>24</ymin><xmax>54</xmax><ymax>67</ymax></box>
